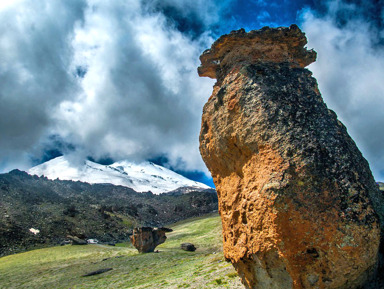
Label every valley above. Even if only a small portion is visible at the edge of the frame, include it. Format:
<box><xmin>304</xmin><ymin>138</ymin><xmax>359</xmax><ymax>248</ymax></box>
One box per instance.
<box><xmin>0</xmin><ymin>214</ymin><xmax>243</xmax><ymax>289</ymax></box>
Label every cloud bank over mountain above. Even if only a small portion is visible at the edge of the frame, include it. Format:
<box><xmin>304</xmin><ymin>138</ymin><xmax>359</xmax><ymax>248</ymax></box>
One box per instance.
<box><xmin>0</xmin><ymin>0</ymin><xmax>217</xmax><ymax>173</ymax></box>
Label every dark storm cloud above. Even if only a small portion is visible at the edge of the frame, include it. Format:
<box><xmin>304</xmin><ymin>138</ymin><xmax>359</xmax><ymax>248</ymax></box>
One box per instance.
<box><xmin>142</xmin><ymin>0</ymin><xmax>232</xmax><ymax>36</ymax></box>
<box><xmin>313</xmin><ymin>0</ymin><xmax>384</xmax><ymax>32</ymax></box>
<box><xmin>0</xmin><ymin>0</ymin><xmax>86</xmax><ymax>170</ymax></box>
<box><xmin>301</xmin><ymin>0</ymin><xmax>384</xmax><ymax>180</ymax></box>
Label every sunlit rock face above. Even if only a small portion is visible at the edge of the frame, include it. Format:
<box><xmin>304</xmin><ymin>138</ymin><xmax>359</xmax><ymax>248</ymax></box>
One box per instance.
<box><xmin>130</xmin><ymin>227</ymin><xmax>172</xmax><ymax>253</ymax></box>
<box><xmin>198</xmin><ymin>25</ymin><xmax>384</xmax><ymax>289</ymax></box>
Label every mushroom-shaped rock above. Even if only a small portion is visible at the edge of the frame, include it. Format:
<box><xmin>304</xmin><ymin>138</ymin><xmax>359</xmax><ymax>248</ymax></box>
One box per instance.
<box><xmin>130</xmin><ymin>227</ymin><xmax>173</xmax><ymax>253</ymax></box>
<box><xmin>198</xmin><ymin>25</ymin><xmax>384</xmax><ymax>289</ymax></box>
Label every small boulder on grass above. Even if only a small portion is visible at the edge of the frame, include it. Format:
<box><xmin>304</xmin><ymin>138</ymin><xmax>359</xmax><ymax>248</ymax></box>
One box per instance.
<box><xmin>181</xmin><ymin>243</ymin><xmax>196</xmax><ymax>252</ymax></box>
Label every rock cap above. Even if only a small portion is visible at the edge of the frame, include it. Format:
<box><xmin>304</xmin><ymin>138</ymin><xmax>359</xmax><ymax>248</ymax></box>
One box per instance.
<box><xmin>198</xmin><ymin>24</ymin><xmax>316</xmax><ymax>81</ymax></box>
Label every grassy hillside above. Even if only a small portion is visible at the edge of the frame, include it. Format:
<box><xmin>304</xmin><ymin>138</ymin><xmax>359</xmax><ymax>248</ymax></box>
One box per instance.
<box><xmin>0</xmin><ymin>213</ymin><xmax>243</xmax><ymax>289</ymax></box>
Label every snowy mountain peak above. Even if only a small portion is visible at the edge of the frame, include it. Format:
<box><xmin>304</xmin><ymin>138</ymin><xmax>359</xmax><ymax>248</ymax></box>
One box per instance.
<box><xmin>28</xmin><ymin>156</ymin><xmax>211</xmax><ymax>194</ymax></box>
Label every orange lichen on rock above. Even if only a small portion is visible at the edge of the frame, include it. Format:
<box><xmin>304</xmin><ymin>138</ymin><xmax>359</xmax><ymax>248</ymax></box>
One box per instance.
<box><xmin>130</xmin><ymin>227</ymin><xmax>172</xmax><ymax>253</ymax></box>
<box><xmin>198</xmin><ymin>25</ymin><xmax>384</xmax><ymax>289</ymax></box>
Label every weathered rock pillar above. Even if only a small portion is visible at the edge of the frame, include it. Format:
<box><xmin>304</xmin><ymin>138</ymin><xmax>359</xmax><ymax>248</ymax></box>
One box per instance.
<box><xmin>198</xmin><ymin>25</ymin><xmax>384</xmax><ymax>288</ymax></box>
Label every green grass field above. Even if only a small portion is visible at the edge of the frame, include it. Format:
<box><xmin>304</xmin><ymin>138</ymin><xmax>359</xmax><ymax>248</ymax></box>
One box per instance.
<box><xmin>0</xmin><ymin>213</ymin><xmax>243</xmax><ymax>289</ymax></box>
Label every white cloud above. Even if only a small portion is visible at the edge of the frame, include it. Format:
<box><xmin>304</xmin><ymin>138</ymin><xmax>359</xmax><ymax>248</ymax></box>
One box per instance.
<box><xmin>301</xmin><ymin>1</ymin><xmax>384</xmax><ymax>180</ymax></box>
<box><xmin>0</xmin><ymin>0</ymin><xmax>23</xmax><ymax>12</ymax></box>
<box><xmin>53</xmin><ymin>0</ymin><xmax>215</xmax><ymax>172</ymax></box>
<box><xmin>0</xmin><ymin>0</ymin><xmax>216</xmax><ymax>174</ymax></box>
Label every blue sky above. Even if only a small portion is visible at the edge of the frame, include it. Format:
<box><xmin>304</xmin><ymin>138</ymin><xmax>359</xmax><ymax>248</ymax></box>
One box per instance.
<box><xmin>0</xmin><ymin>0</ymin><xmax>383</xmax><ymax>187</ymax></box>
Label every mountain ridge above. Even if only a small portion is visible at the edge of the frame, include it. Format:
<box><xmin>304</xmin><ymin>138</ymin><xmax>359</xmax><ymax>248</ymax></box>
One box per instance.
<box><xmin>28</xmin><ymin>156</ymin><xmax>211</xmax><ymax>194</ymax></box>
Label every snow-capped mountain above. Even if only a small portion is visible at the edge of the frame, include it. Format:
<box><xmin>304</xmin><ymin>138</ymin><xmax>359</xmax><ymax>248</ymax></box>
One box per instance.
<box><xmin>28</xmin><ymin>156</ymin><xmax>211</xmax><ymax>194</ymax></box>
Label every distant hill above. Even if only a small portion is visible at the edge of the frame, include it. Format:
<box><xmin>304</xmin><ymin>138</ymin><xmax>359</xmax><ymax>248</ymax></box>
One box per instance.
<box><xmin>28</xmin><ymin>156</ymin><xmax>211</xmax><ymax>194</ymax></box>
<box><xmin>0</xmin><ymin>170</ymin><xmax>217</xmax><ymax>256</ymax></box>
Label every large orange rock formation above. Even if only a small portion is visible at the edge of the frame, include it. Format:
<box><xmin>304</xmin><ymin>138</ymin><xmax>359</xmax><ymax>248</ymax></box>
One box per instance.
<box><xmin>198</xmin><ymin>25</ymin><xmax>384</xmax><ymax>289</ymax></box>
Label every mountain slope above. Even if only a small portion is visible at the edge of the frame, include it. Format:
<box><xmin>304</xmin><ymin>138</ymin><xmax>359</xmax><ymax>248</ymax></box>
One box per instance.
<box><xmin>28</xmin><ymin>156</ymin><xmax>210</xmax><ymax>194</ymax></box>
<box><xmin>0</xmin><ymin>170</ymin><xmax>217</xmax><ymax>256</ymax></box>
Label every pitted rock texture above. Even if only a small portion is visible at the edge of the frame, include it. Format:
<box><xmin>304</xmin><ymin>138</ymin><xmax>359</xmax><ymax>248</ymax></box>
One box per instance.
<box><xmin>199</xmin><ymin>25</ymin><xmax>384</xmax><ymax>289</ymax></box>
<box><xmin>130</xmin><ymin>227</ymin><xmax>172</xmax><ymax>253</ymax></box>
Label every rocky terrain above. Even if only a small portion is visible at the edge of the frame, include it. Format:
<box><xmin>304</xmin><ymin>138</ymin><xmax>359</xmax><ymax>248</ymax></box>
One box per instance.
<box><xmin>0</xmin><ymin>170</ymin><xmax>217</xmax><ymax>256</ymax></box>
<box><xmin>198</xmin><ymin>25</ymin><xmax>384</xmax><ymax>288</ymax></box>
